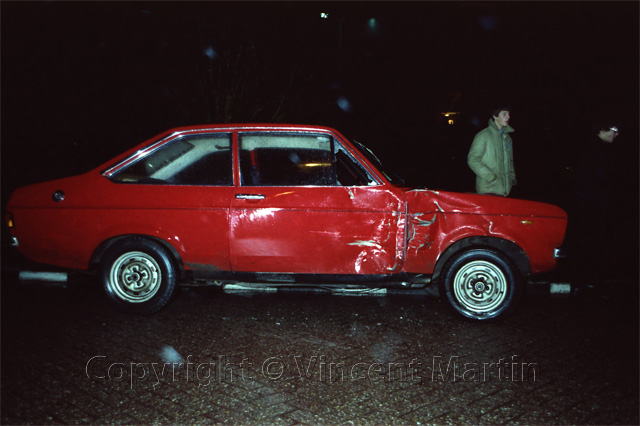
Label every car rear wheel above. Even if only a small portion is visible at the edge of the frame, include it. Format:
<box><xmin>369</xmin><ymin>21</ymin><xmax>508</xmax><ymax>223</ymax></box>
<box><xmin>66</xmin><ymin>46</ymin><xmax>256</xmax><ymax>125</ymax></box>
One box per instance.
<box><xmin>100</xmin><ymin>238</ymin><xmax>177</xmax><ymax>314</ymax></box>
<box><xmin>439</xmin><ymin>249</ymin><xmax>522</xmax><ymax>321</ymax></box>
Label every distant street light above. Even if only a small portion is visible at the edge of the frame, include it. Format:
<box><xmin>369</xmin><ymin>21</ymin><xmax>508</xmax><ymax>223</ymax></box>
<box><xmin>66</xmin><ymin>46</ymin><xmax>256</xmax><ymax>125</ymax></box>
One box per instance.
<box><xmin>441</xmin><ymin>112</ymin><xmax>460</xmax><ymax>125</ymax></box>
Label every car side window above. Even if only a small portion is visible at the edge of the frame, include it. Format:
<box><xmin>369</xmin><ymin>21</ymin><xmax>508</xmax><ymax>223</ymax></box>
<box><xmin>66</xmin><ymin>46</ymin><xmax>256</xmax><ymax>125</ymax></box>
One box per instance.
<box><xmin>334</xmin><ymin>143</ymin><xmax>378</xmax><ymax>186</ymax></box>
<box><xmin>239</xmin><ymin>133</ymin><xmax>378</xmax><ymax>187</ymax></box>
<box><xmin>110</xmin><ymin>133</ymin><xmax>232</xmax><ymax>186</ymax></box>
<box><xmin>239</xmin><ymin>133</ymin><xmax>336</xmax><ymax>186</ymax></box>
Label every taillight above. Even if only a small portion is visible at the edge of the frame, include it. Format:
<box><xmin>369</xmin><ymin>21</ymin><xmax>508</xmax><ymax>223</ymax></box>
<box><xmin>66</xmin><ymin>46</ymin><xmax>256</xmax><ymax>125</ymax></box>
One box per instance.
<box><xmin>5</xmin><ymin>212</ymin><xmax>14</xmax><ymax>228</ymax></box>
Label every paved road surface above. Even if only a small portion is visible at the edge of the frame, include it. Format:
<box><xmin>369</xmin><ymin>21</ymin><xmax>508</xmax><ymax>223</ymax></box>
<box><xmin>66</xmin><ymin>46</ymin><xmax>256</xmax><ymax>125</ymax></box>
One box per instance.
<box><xmin>1</xmin><ymin>271</ymin><xmax>638</xmax><ymax>425</ymax></box>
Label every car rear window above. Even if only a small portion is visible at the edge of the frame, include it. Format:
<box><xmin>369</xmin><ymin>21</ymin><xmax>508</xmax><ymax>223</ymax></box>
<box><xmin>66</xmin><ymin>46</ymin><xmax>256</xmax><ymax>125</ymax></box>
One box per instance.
<box><xmin>110</xmin><ymin>133</ymin><xmax>232</xmax><ymax>186</ymax></box>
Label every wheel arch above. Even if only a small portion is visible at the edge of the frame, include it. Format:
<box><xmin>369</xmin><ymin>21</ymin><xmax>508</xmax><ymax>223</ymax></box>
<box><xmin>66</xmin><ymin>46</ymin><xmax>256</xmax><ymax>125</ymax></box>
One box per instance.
<box><xmin>432</xmin><ymin>236</ymin><xmax>530</xmax><ymax>283</ymax></box>
<box><xmin>90</xmin><ymin>234</ymin><xmax>185</xmax><ymax>278</ymax></box>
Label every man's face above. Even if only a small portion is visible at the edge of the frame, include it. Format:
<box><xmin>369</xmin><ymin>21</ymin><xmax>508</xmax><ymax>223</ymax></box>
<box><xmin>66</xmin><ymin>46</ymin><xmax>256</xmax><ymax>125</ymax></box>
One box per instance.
<box><xmin>599</xmin><ymin>127</ymin><xmax>619</xmax><ymax>143</ymax></box>
<box><xmin>493</xmin><ymin>110</ymin><xmax>510</xmax><ymax>129</ymax></box>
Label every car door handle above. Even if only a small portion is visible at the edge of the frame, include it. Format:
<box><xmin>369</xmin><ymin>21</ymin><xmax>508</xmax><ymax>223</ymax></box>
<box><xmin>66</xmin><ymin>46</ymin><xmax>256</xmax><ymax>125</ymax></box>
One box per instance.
<box><xmin>235</xmin><ymin>194</ymin><xmax>266</xmax><ymax>200</ymax></box>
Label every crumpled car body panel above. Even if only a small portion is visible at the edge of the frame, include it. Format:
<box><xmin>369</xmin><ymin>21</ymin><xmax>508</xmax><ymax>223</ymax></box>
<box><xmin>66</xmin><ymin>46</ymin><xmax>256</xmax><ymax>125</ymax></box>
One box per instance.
<box><xmin>402</xmin><ymin>189</ymin><xmax>567</xmax><ymax>275</ymax></box>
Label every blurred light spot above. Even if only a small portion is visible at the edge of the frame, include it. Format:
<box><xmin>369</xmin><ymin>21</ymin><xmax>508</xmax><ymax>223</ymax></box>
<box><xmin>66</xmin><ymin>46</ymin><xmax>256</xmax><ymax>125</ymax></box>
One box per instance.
<box><xmin>203</xmin><ymin>45</ymin><xmax>218</xmax><ymax>60</ymax></box>
<box><xmin>159</xmin><ymin>346</ymin><xmax>184</xmax><ymax>364</ymax></box>
<box><xmin>289</xmin><ymin>152</ymin><xmax>301</xmax><ymax>164</ymax></box>
<box><xmin>367</xmin><ymin>18</ymin><xmax>379</xmax><ymax>36</ymax></box>
<box><xmin>320</xmin><ymin>12</ymin><xmax>329</xmax><ymax>19</ymax></box>
<box><xmin>337</xmin><ymin>96</ymin><xmax>352</xmax><ymax>112</ymax></box>
<box><xmin>478</xmin><ymin>15</ymin><xmax>498</xmax><ymax>31</ymax></box>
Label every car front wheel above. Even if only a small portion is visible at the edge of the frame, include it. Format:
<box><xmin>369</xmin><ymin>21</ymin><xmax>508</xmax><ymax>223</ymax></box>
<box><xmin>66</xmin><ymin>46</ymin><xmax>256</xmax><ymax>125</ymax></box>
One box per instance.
<box><xmin>100</xmin><ymin>238</ymin><xmax>177</xmax><ymax>314</ymax></box>
<box><xmin>439</xmin><ymin>249</ymin><xmax>522</xmax><ymax>321</ymax></box>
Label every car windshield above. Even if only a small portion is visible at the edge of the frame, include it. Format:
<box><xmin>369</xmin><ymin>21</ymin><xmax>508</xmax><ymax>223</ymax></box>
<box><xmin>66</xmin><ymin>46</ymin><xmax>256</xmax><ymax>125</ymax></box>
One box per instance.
<box><xmin>352</xmin><ymin>140</ymin><xmax>405</xmax><ymax>186</ymax></box>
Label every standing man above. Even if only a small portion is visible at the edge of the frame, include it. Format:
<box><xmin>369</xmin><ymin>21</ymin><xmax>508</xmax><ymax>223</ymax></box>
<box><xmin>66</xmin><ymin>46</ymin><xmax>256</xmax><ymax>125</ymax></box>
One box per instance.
<box><xmin>572</xmin><ymin>121</ymin><xmax>619</xmax><ymax>207</ymax></box>
<box><xmin>467</xmin><ymin>107</ymin><xmax>516</xmax><ymax>196</ymax></box>
<box><xmin>568</xmin><ymin>119</ymin><xmax>621</xmax><ymax>287</ymax></box>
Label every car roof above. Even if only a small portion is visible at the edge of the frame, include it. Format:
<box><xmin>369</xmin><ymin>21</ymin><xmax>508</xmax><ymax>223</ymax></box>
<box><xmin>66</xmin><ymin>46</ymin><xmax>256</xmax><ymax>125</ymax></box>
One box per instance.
<box><xmin>166</xmin><ymin>123</ymin><xmax>339</xmax><ymax>133</ymax></box>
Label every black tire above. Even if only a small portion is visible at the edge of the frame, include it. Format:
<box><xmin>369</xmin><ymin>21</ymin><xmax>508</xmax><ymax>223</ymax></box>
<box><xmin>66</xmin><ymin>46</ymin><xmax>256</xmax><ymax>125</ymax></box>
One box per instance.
<box><xmin>100</xmin><ymin>237</ymin><xmax>177</xmax><ymax>314</ymax></box>
<box><xmin>439</xmin><ymin>249</ymin><xmax>523</xmax><ymax>321</ymax></box>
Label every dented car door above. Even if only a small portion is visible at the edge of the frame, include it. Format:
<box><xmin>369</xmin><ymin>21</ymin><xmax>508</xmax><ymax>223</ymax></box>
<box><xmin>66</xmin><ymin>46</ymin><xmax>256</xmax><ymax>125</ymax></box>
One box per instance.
<box><xmin>229</xmin><ymin>131</ymin><xmax>406</xmax><ymax>274</ymax></box>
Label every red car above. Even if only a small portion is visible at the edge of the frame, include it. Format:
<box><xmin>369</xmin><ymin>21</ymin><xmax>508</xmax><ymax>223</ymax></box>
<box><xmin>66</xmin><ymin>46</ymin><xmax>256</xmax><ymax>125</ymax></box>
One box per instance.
<box><xmin>5</xmin><ymin>124</ymin><xmax>567</xmax><ymax>320</ymax></box>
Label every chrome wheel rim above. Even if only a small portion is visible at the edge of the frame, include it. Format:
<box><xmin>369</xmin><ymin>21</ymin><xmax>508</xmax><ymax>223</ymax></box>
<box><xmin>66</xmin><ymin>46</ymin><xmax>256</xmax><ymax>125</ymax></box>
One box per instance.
<box><xmin>109</xmin><ymin>251</ymin><xmax>161</xmax><ymax>303</ymax></box>
<box><xmin>453</xmin><ymin>260</ymin><xmax>507</xmax><ymax>313</ymax></box>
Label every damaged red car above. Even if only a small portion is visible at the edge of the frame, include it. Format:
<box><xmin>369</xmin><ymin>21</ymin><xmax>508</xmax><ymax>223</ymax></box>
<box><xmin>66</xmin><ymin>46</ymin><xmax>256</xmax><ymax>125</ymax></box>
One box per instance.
<box><xmin>5</xmin><ymin>124</ymin><xmax>567</xmax><ymax>320</ymax></box>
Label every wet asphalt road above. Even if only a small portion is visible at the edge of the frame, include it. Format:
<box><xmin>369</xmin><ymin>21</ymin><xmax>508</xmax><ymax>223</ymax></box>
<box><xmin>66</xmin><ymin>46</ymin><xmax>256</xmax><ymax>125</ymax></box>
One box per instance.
<box><xmin>1</xmin><ymin>269</ymin><xmax>638</xmax><ymax>425</ymax></box>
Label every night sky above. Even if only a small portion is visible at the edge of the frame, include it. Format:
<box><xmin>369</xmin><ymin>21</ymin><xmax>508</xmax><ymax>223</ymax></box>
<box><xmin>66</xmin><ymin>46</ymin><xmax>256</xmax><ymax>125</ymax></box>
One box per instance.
<box><xmin>2</xmin><ymin>1</ymin><xmax>638</xmax><ymax>208</ymax></box>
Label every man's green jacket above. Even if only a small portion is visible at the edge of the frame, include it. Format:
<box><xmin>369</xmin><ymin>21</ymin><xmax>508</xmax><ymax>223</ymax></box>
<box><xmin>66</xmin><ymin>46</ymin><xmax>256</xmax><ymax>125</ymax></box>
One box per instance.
<box><xmin>467</xmin><ymin>119</ymin><xmax>516</xmax><ymax>196</ymax></box>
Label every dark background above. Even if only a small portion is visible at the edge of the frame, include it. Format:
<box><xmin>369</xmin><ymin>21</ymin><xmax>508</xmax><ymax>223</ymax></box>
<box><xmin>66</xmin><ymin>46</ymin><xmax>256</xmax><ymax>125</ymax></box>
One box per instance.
<box><xmin>2</xmin><ymin>1</ymin><xmax>638</xmax><ymax>273</ymax></box>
